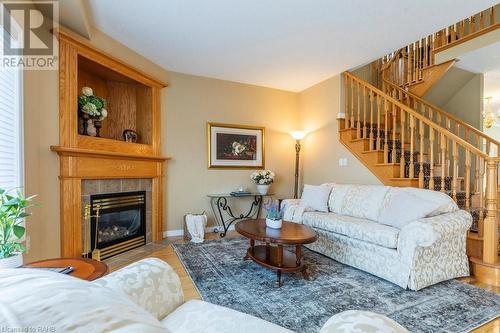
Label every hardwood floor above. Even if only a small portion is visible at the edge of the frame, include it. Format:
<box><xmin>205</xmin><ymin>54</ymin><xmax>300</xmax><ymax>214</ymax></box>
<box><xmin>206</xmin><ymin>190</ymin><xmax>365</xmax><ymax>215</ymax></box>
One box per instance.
<box><xmin>106</xmin><ymin>232</ymin><xmax>500</xmax><ymax>333</ymax></box>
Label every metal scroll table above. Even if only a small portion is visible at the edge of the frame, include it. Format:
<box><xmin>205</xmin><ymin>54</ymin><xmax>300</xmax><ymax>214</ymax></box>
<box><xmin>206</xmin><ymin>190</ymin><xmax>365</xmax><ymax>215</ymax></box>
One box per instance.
<box><xmin>207</xmin><ymin>193</ymin><xmax>274</xmax><ymax>237</ymax></box>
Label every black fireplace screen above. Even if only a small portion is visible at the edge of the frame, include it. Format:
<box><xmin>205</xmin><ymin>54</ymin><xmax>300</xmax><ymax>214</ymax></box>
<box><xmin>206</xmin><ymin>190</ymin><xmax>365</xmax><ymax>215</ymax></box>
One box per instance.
<box><xmin>90</xmin><ymin>191</ymin><xmax>146</xmax><ymax>256</ymax></box>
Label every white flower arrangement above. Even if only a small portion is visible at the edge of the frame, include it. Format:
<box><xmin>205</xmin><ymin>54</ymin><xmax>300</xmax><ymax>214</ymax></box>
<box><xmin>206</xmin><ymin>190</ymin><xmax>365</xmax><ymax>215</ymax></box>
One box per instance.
<box><xmin>250</xmin><ymin>170</ymin><xmax>275</xmax><ymax>185</ymax></box>
<box><xmin>78</xmin><ymin>86</ymin><xmax>108</xmax><ymax>120</ymax></box>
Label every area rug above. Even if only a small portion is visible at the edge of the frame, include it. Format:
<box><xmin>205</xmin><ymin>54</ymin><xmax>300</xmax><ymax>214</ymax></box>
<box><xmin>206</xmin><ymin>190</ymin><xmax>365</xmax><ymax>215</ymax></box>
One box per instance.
<box><xmin>172</xmin><ymin>237</ymin><xmax>500</xmax><ymax>333</ymax></box>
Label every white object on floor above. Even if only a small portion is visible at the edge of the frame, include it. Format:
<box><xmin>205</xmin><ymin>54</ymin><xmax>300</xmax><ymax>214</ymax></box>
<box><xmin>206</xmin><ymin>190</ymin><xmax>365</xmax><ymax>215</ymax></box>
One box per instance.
<box><xmin>185</xmin><ymin>213</ymin><xmax>207</xmax><ymax>243</ymax></box>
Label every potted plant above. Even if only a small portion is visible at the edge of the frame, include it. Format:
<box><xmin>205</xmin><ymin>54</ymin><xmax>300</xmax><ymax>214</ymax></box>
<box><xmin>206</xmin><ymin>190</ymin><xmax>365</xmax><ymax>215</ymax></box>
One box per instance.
<box><xmin>0</xmin><ymin>188</ymin><xmax>36</xmax><ymax>269</ymax></box>
<box><xmin>250</xmin><ymin>170</ymin><xmax>275</xmax><ymax>195</ymax></box>
<box><xmin>78</xmin><ymin>86</ymin><xmax>108</xmax><ymax>137</ymax></box>
<box><xmin>264</xmin><ymin>200</ymin><xmax>282</xmax><ymax>229</ymax></box>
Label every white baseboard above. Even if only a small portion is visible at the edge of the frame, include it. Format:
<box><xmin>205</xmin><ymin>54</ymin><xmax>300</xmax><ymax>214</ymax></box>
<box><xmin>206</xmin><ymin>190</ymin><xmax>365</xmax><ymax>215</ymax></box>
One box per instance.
<box><xmin>163</xmin><ymin>225</ymin><xmax>236</xmax><ymax>238</ymax></box>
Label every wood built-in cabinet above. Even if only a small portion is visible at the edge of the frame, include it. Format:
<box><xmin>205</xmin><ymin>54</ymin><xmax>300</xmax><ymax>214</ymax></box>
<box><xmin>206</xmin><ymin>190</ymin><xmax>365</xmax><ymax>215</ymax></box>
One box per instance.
<box><xmin>51</xmin><ymin>29</ymin><xmax>169</xmax><ymax>257</ymax></box>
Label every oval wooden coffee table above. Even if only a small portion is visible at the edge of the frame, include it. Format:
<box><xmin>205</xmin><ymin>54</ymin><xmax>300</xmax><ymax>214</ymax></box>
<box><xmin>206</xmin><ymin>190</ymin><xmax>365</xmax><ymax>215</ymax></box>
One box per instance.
<box><xmin>235</xmin><ymin>219</ymin><xmax>317</xmax><ymax>287</ymax></box>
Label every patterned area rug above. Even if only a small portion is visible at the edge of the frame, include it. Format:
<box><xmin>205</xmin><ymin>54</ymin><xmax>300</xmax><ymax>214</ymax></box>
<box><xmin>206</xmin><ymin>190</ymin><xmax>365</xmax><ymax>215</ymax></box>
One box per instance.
<box><xmin>173</xmin><ymin>237</ymin><xmax>500</xmax><ymax>333</ymax></box>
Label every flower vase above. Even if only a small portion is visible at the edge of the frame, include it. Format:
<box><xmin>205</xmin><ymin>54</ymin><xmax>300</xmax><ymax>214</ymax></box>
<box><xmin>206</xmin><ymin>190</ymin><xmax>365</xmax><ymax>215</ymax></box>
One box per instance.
<box><xmin>93</xmin><ymin>120</ymin><xmax>102</xmax><ymax>137</ymax></box>
<box><xmin>0</xmin><ymin>254</ymin><xmax>23</xmax><ymax>269</ymax></box>
<box><xmin>81</xmin><ymin>113</ymin><xmax>90</xmax><ymax>136</ymax></box>
<box><xmin>256</xmin><ymin>184</ymin><xmax>270</xmax><ymax>195</ymax></box>
<box><xmin>266</xmin><ymin>218</ymin><xmax>282</xmax><ymax>229</ymax></box>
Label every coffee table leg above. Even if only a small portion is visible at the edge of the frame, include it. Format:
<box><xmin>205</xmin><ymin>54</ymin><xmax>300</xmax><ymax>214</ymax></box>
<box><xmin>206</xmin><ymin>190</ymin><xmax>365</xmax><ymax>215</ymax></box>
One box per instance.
<box><xmin>295</xmin><ymin>245</ymin><xmax>302</xmax><ymax>267</ymax></box>
<box><xmin>276</xmin><ymin>270</ymin><xmax>282</xmax><ymax>287</ymax></box>
<box><xmin>244</xmin><ymin>239</ymin><xmax>254</xmax><ymax>260</ymax></box>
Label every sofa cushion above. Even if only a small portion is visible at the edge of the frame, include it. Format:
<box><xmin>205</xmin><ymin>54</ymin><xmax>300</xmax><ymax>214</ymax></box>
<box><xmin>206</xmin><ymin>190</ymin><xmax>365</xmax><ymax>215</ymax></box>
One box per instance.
<box><xmin>0</xmin><ymin>268</ymin><xmax>167</xmax><ymax>333</ymax></box>
<box><xmin>328</xmin><ymin>184</ymin><xmax>390</xmax><ymax>221</ymax></box>
<box><xmin>376</xmin><ymin>187</ymin><xmax>459</xmax><ymax>227</ymax></box>
<box><xmin>162</xmin><ymin>300</ymin><xmax>293</xmax><ymax>333</ymax></box>
<box><xmin>302</xmin><ymin>184</ymin><xmax>332</xmax><ymax>212</ymax></box>
<box><xmin>303</xmin><ymin>212</ymin><xmax>400</xmax><ymax>249</ymax></box>
<box><xmin>377</xmin><ymin>190</ymin><xmax>441</xmax><ymax>229</ymax></box>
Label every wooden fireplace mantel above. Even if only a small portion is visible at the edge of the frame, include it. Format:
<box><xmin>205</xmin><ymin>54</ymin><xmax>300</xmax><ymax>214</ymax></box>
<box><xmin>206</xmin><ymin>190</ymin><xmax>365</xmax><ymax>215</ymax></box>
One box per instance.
<box><xmin>53</xmin><ymin>31</ymin><xmax>169</xmax><ymax>258</ymax></box>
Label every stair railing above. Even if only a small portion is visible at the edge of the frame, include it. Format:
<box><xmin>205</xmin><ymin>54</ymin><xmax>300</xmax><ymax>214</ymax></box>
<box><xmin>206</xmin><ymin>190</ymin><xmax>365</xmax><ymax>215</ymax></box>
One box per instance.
<box><xmin>344</xmin><ymin>71</ymin><xmax>499</xmax><ymax>266</ymax></box>
<box><xmin>380</xmin><ymin>5</ymin><xmax>498</xmax><ymax>89</ymax></box>
<box><xmin>383</xmin><ymin>78</ymin><xmax>500</xmax><ymax>157</ymax></box>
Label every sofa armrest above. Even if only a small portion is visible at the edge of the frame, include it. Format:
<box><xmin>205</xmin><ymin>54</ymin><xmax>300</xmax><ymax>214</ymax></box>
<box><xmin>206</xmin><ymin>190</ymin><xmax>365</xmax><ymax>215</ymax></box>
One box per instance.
<box><xmin>280</xmin><ymin>199</ymin><xmax>308</xmax><ymax>223</ymax></box>
<box><xmin>398</xmin><ymin>210</ymin><xmax>471</xmax><ymax>260</ymax></box>
<box><xmin>93</xmin><ymin>258</ymin><xmax>184</xmax><ymax>320</ymax></box>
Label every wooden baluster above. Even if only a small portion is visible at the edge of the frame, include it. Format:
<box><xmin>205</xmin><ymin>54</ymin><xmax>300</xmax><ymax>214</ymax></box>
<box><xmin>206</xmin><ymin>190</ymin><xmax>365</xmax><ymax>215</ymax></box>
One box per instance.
<box><xmin>450</xmin><ymin>25</ymin><xmax>456</xmax><ymax>41</ymax></box>
<box><xmin>465</xmin><ymin>150</ymin><xmax>471</xmax><ymax>210</ymax></box>
<box><xmin>392</xmin><ymin>103</ymin><xmax>397</xmax><ymax>163</ymax></box>
<box><xmin>356</xmin><ymin>82</ymin><xmax>361</xmax><ymax>139</ymax></box>
<box><xmin>400</xmin><ymin>109</ymin><xmax>406</xmax><ymax>178</ymax></box>
<box><xmin>409</xmin><ymin>115</ymin><xmax>415</xmax><ymax>178</ymax></box>
<box><xmin>369</xmin><ymin>91</ymin><xmax>374</xmax><ymax>150</ymax></box>
<box><xmin>483</xmin><ymin>159</ymin><xmax>499</xmax><ymax>264</ymax></box>
<box><xmin>491</xmin><ymin>6</ymin><xmax>496</xmax><ymax>25</ymax></box>
<box><xmin>429</xmin><ymin>107</ymin><xmax>434</xmax><ymax>123</ymax></box>
<box><xmin>479</xmin><ymin>12</ymin><xmax>485</xmax><ymax>30</ymax></box>
<box><xmin>350</xmin><ymin>77</ymin><xmax>355</xmax><ymax>128</ymax></box>
<box><xmin>452</xmin><ymin>141</ymin><xmax>458</xmax><ymax>201</ymax></box>
<box><xmin>363</xmin><ymin>86</ymin><xmax>367</xmax><ymax>138</ymax></box>
<box><xmin>470</xmin><ymin>16</ymin><xmax>475</xmax><ymax>34</ymax></box>
<box><xmin>423</xmin><ymin>37</ymin><xmax>427</xmax><ymax>68</ymax></box>
<box><xmin>442</xmin><ymin>28</ymin><xmax>447</xmax><ymax>46</ymax></box>
<box><xmin>464</xmin><ymin>128</ymin><xmax>470</xmax><ymax>145</ymax></box>
<box><xmin>486</xmin><ymin>141</ymin><xmax>491</xmax><ymax>156</ymax></box>
<box><xmin>474</xmin><ymin>154</ymin><xmax>480</xmax><ymax>193</ymax></box>
<box><xmin>440</xmin><ymin>133</ymin><xmax>446</xmax><ymax>192</ymax></box>
<box><xmin>403</xmin><ymin>47</ymin><xmax>408</xmax><ymax>85</ymax></box>
<box><xmin>436</xmin><ymin>113</ymin><xmax>442</xmax><ymax>164</ymax></box>
<box><xmin>406</xmin><ymin>45</ymin><xmax>411</xmax><ymax>84</ymax></box>
<box><xmin>429</xmin><ymin>128</ymin><xmax>435</xmax><ymax>190</ymax></box>
<box><xmin>415</xmin><ymin>40</ymin><xmax>421</xmax><ymax>80</ymax></box>
<box><xmin>409</xmin><ymin>43</ymin><xmax>414</xmax><ymax>83</ymax></box>
<box><xmin>344</xmin><ymin>76</ymin><xmax>349</xmax><ymax>129</ymax></box>
<box><xmin>384</xmin><ymin>98</ymin><xmax>389</xmax><ymax>163</ymax></box>
<box><xmin>418</xmin><ymin>119</ymin><xmax>425</xmax><ymax>188</ymax></box>
<box><xmin>376</xmin><ymin>95</ymin><xmax>381</xmax><ymax>150</ymax></box>
<box><xmin>478</xmin><ymin>158</ymin><xmax>485</xmax><ymax>237</ymax></box>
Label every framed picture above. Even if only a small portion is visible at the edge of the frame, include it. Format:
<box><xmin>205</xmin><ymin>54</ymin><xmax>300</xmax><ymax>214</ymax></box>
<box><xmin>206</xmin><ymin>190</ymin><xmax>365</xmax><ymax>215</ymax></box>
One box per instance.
<box><xmin>207</xmin><ymin>122</ymin><xmax>265</xmax><ymax>169</ymax></box>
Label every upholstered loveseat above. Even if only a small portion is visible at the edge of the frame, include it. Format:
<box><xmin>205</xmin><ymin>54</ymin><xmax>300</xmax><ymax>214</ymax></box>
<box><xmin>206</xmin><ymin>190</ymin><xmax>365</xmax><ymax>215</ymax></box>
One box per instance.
<box><xmin>282</xmin><ymin>184</ymin><xmax>472</xmax><ymax>290</ymax></box>
<box><xmin>0</xmin><ymin>258</ymin><xmax>408</xmax><ymax>332</ymax></box>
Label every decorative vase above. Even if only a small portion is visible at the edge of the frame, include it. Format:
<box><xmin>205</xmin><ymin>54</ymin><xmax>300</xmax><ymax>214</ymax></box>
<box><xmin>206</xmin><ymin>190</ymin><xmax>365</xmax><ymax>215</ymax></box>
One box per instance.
<box><xmin>266</xmin><ymin>218</ymin><xmax>282</xmax><ymax>229</ymax></box>
<box><xmin>0</xmin><ymin>254</ymin><xmax>23</xmax><ymax>269</ymax></box>
<box><xmin>93</xmin><ymin>119</ymin><xmax>102</xmax><ymax>137</ymax></box>
<box><xmin>256</xmin><ymin>184</ymin><xmax>270</xmax><ymax>195</ymax></box>
<box><xmin>86</xmin><ymin>119</ymin><xmax>97</xmax><ymax>137</ymax></box>
<box><xmin>81</xmin><ymin>113</ymin><xmax>90</xmax><ymax>136</ymax></box>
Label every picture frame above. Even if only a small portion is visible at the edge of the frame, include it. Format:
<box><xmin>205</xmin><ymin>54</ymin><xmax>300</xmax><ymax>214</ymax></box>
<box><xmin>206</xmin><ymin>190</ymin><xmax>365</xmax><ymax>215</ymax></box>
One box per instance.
<box><xmin>207</xmin><ymin>122</ymin><xmax>265</xmax><ymax>169</ymax></box>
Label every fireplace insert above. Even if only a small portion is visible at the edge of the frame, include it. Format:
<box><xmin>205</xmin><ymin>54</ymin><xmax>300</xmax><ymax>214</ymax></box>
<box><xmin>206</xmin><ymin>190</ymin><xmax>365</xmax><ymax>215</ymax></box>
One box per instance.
<box><xmin>89</xmin><ymin>191</ymin><xmax>146</xmax><ymax>260</ymax></box>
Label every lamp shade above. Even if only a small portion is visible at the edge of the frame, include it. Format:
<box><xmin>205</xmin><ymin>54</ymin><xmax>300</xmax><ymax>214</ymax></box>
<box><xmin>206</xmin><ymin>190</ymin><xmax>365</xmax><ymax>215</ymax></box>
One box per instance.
<box><xmin>290</xmin><ymin>130</ymin><xmax>307</xmax><ymax>140</ymax></box>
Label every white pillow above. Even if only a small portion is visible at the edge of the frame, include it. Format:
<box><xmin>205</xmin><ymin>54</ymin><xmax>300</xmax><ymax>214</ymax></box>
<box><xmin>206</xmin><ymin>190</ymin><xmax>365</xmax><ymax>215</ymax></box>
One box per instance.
<box><xmin>400</xmin><ymin>187</ymin><xmax>458</xmax><ymax>216</ymax></box>
<box><xmin>301</xmin><ymin>184</ymin><xmax>332</xmax><ymax>212</ymax></box>
<box><xmin>377</xmin><ymin>190</ymin><xmax>441</xmax><ymax>229</ymax></box>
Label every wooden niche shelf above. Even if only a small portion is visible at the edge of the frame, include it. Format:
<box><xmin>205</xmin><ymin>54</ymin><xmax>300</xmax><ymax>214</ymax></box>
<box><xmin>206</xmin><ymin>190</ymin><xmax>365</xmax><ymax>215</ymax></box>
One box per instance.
<box><xmin>53</xmin><ymin>30</ymin><xmax>169</xmax><ymax>257</ymax></box>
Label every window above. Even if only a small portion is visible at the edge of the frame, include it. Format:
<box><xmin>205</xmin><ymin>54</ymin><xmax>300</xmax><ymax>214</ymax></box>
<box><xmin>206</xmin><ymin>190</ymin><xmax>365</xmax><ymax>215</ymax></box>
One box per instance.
<box><xmin>0</xmin><ymin>25</ymin><xmax>23</xmax><ymax>190</ymax></box>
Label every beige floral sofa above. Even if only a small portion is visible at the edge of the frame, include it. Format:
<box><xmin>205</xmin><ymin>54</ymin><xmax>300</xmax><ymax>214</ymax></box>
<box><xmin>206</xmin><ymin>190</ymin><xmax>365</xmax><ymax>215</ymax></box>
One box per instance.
<box><xmin>282</xmin><ymin>184</ymin><xmax>472</xmax><ymax>290</ymax></box>
<box><xmin>0</xmin><ymin>258</ymin><xmax>408</xmax><ymax>333</ymax></box>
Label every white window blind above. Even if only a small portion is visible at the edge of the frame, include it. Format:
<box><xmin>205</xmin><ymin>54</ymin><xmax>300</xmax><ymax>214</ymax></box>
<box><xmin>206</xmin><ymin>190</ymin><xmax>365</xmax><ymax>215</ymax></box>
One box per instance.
<box><xmin>0</xmin><ymin>25</ymin><xmax>23</xmax><ymax>190</ymax></box>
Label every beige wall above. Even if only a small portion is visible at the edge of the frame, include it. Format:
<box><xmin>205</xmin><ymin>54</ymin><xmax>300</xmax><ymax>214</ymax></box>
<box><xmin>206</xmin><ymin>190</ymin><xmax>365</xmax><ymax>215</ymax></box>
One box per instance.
<box><xmin>297</xmin><ymin>75</ymin><xmax>381</xmax><ymax>186</ymax></box>
<box><xmin>164</xmin><ymin>72</ymin><xmax>298</xmax><ymax>231</ymax></box>
<box><xmin>23</xmin><ymin>28</ymin><xmax>299</xmax><ymax>260</ymax></box>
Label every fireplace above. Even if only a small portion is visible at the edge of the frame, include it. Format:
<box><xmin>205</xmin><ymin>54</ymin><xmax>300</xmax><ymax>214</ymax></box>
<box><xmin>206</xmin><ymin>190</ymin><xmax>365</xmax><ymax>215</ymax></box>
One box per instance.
<box><xmin>88</xmin><ymin>191</ymin><xmax>146</xmax><ymax>260</ymax></box>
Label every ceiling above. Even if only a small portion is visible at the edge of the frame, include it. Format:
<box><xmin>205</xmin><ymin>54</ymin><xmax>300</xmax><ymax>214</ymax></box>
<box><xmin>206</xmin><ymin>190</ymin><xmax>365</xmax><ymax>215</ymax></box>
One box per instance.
<box><xmin>87</xmin><ymin>0</ymin><xmax>497</xmax><ymax>92</ymax></box>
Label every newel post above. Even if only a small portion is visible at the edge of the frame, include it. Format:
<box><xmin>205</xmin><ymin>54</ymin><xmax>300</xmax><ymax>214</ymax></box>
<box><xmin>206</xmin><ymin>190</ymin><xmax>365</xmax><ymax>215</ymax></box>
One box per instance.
<box><xmin>483</xmin><ymin>159</ymin><xmax>499</xmax><ymax>264</ymax></box>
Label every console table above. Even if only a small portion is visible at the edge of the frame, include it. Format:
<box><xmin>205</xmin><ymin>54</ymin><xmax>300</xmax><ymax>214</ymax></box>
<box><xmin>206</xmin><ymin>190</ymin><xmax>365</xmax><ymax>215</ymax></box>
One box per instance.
<box><xmin>207</xmin><ymin>193</ymin><xmax>273</xmax><ymax>237</ymax></box>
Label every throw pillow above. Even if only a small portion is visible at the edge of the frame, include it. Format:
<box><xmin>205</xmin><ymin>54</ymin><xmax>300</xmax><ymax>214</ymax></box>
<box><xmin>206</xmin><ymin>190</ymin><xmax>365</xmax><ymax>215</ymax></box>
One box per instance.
<box><xmin>377</xmin><ymin>190</ymin><xmax>440</xmax><ymax>229</ymax></box>
<box><xmin>301</xmin><ymin>184</ymin><xmax>332</xmax><ymax>212</ymax></box>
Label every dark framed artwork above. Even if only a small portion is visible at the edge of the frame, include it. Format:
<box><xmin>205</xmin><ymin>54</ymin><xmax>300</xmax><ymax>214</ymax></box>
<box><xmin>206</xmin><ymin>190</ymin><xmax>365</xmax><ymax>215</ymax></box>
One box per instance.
<box><xmin>207</xmin><ymin>122</ymin><xmax>265</xmax><ymax>169</ymax></box>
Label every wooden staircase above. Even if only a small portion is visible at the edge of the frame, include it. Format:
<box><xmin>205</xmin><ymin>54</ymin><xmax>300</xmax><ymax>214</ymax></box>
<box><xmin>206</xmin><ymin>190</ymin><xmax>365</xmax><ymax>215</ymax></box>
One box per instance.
<box><xmin>342</xmin><ymin>71</ymin><xmax>500</xmax><ymax>287</ymax></box>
